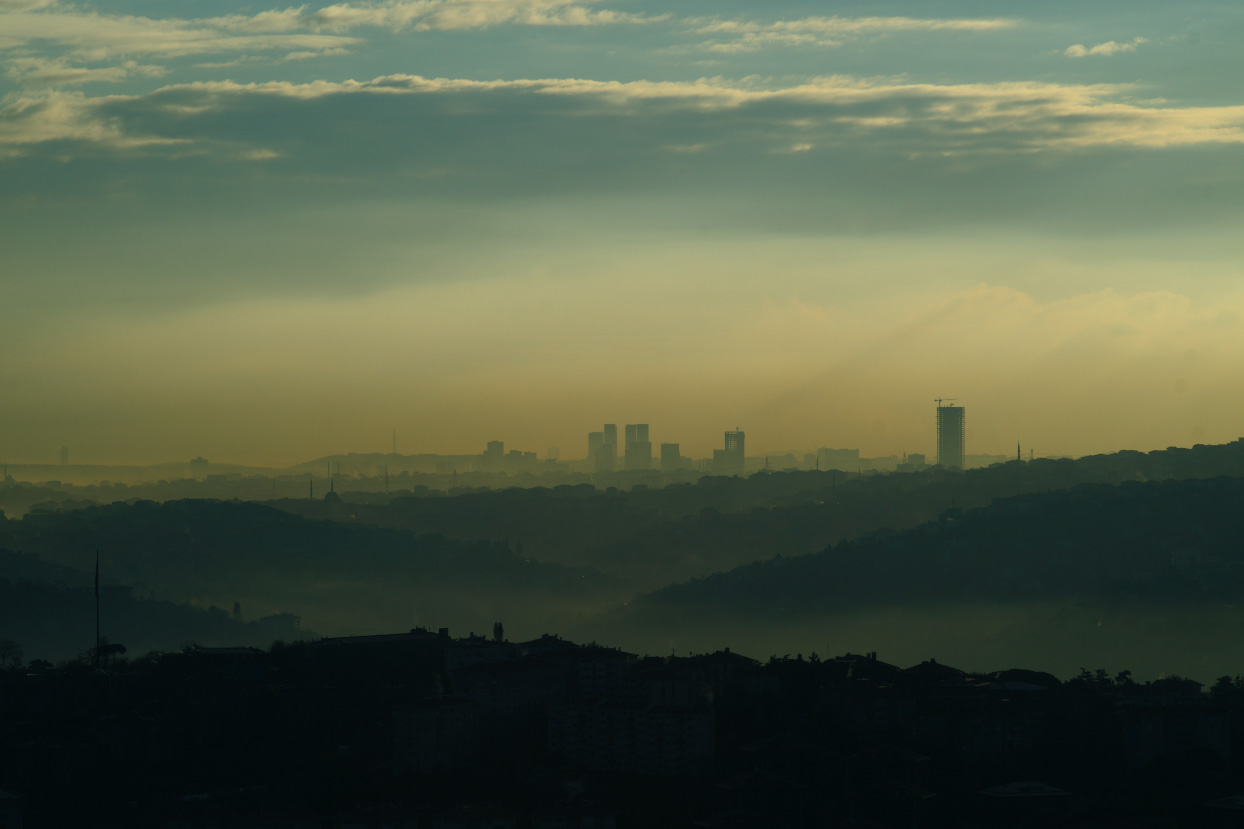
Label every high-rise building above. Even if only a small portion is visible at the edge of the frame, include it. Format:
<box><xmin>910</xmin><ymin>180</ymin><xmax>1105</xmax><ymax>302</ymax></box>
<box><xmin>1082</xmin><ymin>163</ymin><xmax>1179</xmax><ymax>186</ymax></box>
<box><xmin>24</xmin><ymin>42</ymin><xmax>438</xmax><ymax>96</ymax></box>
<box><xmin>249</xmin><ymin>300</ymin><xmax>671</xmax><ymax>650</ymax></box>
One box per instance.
<box><xmin>660</xmin><ymin>443</ymin><xmax>681</xmax><ymax>474</ymax></box>
<box><xmin>624</xmin><ymin>424</ymin><xmax>651</xmax><ymax>470</ymax></box>
<box><xmin>591</xmin><ymin>426</ymin><xmax>618</xmax><ymax>473</ymax></box>
<box><xmin>714</xmin><ymin>430</ymin><xmax>745</xmax><ymax>476</ymax></box>
<box><xmin>589</xmin><ymin>431</ymin><xmax>614</xmax><ymax>473</ymax></box>
<box><xmin>60</xmin><ymin>445</ymin><xmax>68</xmax><ymax>466</ymax></box>
<box><xmin>482</xmin><ymin>440</ymin><xmax>505</xmax><ymax>470</ymax></box>
<box><xmin>936</xmin><ymin>403</ymin><xmax>965</xmax><ymax>469</ymax></box>
<box><xmin>603</xmin><ymin>424</ymin><xmax>618</xmax><ymax>460</ymax></box>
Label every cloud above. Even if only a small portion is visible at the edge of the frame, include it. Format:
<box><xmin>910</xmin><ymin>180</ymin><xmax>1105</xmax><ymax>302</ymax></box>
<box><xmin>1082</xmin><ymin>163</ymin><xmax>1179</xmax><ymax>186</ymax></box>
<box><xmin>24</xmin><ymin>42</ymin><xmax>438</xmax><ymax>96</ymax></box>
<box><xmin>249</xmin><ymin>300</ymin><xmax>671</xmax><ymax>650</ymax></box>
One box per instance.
<box><xmin>0</xmin><ymin>0</ymin><xmax>55</xmax><ymax>9</ymax></box>
<box><xmin>1065</xmin><ymin>37</ymin><xmax>1148</xmax><ymax>58</ymax></box>
<box><xmin>0</xmin><ymin>90</ymin><xmax>185</xmax><ymax>158</ymax></box>
<box><xmin>5</xmin><ymin>56</ymin><xmax>166</xmax><ymax>85</ymax></box>
<box><xmin>692</xmin><ymin>14</ymin><xmax>1016</xmax><ymax>52</ymax></box>
<box><xmin>0</xmin><ymin>10</ymin><xmax>363</xmax><ymax>62</ymax></box>
<box><xmin>0</xmin><ymin>0</ymin><xmax>658</xmax><ymax>88</ymax></box>
<box><xmin>208</xmin><ymin>0</ymin><xmax>660</xmax><ymax>33</ymax></box>
<box><xmin>4</xmin><ymin>72</ymin><xmax>1244</xmax><ymax>166</ymax></box>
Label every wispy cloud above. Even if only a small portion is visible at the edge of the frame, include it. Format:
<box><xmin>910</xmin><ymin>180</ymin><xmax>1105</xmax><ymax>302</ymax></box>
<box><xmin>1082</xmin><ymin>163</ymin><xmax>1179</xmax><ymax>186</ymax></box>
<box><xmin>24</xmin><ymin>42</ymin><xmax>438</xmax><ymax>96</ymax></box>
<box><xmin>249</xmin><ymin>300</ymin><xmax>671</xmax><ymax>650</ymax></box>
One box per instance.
<box><xmin>0</xmin><ymin>0</ymin><xmax>658</xmax><ymax>87</ymax></box>
<box><xmin>4</xmin><ymin>73</ymin><xmax>1244</xmax><ymax>162</ymax></box>
<box><xmin>306</xmin><ymin>0</ymin><xmax>661</xmax><ymax>31</ymax></box>
<box><xmin>204</xmin><ymin>0</ymin><xmax>660</xmax><ymax>34</ymax></box>
<box><xmin>1065</xmin><ymin>37</ymin><xmax>1148</xmax><ymax>58</ymax></box>
<box><xmin>691</xmin><ymin>15</ymin><xmax>1017</xmax><ymax>52</ymax></box>
<box><xmin>0</xmin><ymin>0</ymin><xmax>56</xmax><ymax>10</ymax></box>
<box><xmin>5</xmin><ymin>56</ymin><xmax>166</xmax><ymax>85</ymax></box>
<box><xmin>0</xmin><ymin>90</ymin><xmax>186</xmax><ymax>158</ymax></box>
<box><xmin>0</xmin><ymin>10</ymin><xmax>363</xmax><ymax>61</ymax></box>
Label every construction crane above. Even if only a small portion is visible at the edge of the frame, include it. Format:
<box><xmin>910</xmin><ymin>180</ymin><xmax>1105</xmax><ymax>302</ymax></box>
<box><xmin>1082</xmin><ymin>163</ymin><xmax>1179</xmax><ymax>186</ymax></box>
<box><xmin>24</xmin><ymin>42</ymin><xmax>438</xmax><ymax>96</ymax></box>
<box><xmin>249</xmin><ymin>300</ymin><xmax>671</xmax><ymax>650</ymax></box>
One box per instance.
<box><xmin>934</xmin><ymin>397</ymin><xmax>959</xmax><ymax>408</ymax></box>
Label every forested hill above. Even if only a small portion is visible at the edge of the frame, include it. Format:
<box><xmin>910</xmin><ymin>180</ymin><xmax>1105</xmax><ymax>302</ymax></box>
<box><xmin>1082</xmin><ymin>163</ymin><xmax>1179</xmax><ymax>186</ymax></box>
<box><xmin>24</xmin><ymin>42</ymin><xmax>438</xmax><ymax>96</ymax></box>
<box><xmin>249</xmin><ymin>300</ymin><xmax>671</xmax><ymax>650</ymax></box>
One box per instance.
<box><xmin>0</xmin><ymin>499</ymin><xmax>621</xmax><ymax>637</ymax></box>
<box><xmin>635</xmin><ymin>475</ymin><xmax>1244</xmax><ymax>614</ymax></box>
<box><xmin>0</xmin><ymin>548</ymin><xmax>307</xmax><ymax>662</ymax></box>
<box><xmin>271</xmin><ymin>440</ymin><xmax>1244</xmax><ymax>588</ymax></box>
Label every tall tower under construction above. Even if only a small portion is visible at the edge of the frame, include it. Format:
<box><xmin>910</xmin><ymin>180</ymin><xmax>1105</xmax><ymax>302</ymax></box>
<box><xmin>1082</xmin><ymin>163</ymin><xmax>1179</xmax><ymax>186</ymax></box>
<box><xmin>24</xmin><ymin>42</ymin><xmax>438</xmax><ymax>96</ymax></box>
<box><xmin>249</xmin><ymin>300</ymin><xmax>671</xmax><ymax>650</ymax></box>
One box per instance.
<box><xmin>936</xmin><ymin>401</ymin><xmax>965</xmax><ymax>469</ymax></box>
<box><xmin>714</xmin><ymin>429</ymin><xmax>746</xmax><ymax>476</ymax></box>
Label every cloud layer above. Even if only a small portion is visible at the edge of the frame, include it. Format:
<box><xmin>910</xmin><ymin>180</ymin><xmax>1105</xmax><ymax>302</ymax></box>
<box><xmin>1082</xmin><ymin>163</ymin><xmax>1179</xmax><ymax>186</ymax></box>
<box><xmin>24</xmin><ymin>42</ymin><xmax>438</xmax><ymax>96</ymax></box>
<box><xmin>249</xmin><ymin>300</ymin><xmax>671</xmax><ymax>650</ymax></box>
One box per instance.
<box><xmin>693</xmin><ymin>14</ymin><xmax>1016</xmax><ymax>52</ymax></box>
<box><xmin>4</xmin><ymin>73</ymin><xmax>1244</xmax><ymax>164</ymax></box>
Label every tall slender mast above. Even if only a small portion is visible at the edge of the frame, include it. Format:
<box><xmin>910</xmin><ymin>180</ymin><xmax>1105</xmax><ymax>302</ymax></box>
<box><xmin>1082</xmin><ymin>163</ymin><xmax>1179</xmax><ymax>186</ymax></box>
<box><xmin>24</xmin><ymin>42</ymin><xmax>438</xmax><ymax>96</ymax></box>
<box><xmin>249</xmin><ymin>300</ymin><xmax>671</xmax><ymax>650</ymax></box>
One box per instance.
<box><xmin>94</xmin><ymin>548</ymin><xmax>100</xmax><ymax>667</ymax></box>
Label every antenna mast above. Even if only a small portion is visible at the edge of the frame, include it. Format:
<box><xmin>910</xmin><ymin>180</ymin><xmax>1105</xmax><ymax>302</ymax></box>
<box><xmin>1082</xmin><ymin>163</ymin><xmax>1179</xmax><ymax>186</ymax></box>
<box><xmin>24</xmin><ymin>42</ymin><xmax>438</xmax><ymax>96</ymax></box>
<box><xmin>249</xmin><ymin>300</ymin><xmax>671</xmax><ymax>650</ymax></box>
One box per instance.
<box><xmin>94</xmin><ymin>549</ymin><xmax>100</xmax><ymax>668</ymax></box>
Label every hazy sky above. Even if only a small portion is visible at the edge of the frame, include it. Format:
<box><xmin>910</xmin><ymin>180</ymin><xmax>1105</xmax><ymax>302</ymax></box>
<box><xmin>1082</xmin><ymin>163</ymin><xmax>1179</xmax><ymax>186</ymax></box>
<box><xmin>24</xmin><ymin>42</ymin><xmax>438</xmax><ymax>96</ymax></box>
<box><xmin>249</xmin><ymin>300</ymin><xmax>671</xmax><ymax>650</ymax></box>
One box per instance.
<box><xmin>3</xmin><ymin>0</ymin><xmax>1244</xmax><ymax>466</ymax></box>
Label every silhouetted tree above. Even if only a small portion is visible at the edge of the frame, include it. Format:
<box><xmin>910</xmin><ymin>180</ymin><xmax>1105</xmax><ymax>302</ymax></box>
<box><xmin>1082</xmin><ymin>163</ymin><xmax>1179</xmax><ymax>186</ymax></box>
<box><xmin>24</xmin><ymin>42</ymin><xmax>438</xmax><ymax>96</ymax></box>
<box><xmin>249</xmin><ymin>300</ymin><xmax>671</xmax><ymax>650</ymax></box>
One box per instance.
<box><xmin>0</xmin><ymin>637</ymin><xmax>22</xmax><ymax>670</ymax></box>
<box><xmin>85</xmin><ymin>636</ymin><xmax>127</xmax><ymax>668</ymax></box>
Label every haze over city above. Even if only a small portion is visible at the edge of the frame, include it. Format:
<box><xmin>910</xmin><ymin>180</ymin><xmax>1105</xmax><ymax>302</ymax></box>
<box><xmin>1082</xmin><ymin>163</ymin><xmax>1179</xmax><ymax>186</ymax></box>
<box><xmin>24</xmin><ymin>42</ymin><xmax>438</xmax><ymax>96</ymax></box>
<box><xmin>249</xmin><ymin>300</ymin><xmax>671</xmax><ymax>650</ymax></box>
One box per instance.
<box><xmin>5</xmin><ymin>0</ymin><xmax>1244</xmax><ymax>466</ymax></box>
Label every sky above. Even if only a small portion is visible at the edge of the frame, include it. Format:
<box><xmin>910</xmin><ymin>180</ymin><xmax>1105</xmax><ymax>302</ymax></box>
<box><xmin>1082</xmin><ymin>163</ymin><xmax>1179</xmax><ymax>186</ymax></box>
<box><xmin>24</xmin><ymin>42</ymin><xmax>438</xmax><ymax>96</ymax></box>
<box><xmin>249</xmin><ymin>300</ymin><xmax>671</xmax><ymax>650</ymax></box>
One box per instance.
<box><xmin>2</xmin><ymin>0</ymin><xmax>1244</xmax><ymax>466</ymax></box>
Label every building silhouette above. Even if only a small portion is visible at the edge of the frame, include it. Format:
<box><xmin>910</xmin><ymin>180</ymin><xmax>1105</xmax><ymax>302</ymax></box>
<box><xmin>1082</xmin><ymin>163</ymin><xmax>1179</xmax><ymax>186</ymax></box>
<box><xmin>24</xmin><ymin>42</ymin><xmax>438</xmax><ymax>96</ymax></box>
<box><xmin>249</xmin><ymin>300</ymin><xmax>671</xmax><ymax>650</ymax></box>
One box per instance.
<box><xmin>713</xmin><ymin>430</ymin><xmax>745</xmax><ymax>476</ymax></box>
<box><xmin>936</xmin><ymin>403</ymin><xmax>965</xmax><ymax>469</ymax></box>
<box><xmin>624</xmin><ymin>424</ymin><xmax>652</xmax><ymax>470</ymax></box>
<box><xmin>660</xmin><ymin>443</ymin><xmax>681</xmax><ymax>474</ymax></box>
<box><xmin>59</xmin><ymin>445</ymin><xmax>68</xmax><ymax>466</ymax></box>
<box><xmin>817</xmin><ymin>447</ymin><xmax>859</xmax><ymax>471</ymax></box>
<box><xmin>590</xmin><ymin>426</ymin><xmax>616</xmax><ymax>473</ymax></box>
<box><xmin>482</xmin><ymin>440</ymin><xmax>505</xmax><ymax>471</ymax></box>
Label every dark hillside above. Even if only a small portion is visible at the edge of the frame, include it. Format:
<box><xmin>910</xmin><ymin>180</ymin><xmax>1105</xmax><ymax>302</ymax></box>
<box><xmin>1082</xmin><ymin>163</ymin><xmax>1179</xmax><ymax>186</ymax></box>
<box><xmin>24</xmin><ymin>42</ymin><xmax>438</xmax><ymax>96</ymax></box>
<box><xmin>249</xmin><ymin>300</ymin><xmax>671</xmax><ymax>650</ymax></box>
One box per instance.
<box><xmin>272</xmin><ymin>440</ymin><xmax>1244</xmax><ymax>588</ymax></box>
<box><xmin>0</xmin><ymin>500</ymin><xmax>620</xmax><ymax>638</ymax></box>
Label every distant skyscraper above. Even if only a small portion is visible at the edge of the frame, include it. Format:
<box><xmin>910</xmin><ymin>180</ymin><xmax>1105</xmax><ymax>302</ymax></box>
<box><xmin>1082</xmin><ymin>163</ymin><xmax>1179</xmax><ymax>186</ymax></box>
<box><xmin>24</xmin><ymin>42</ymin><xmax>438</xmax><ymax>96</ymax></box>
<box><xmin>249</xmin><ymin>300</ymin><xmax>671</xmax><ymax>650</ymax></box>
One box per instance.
<box><xmin>603</xmin><ymin>424</ymin><xmax>618</xmax><ymax>459</ymax></box>
<box><xmin>936</xmin><ymin>403</ymin><xmax>965</xmax><ymax>469</ymax></box>
<box><xmin>714</xmin><ymin>430</ymin><xmax>745</xmax><ymax>476</ymax></box>
<box><xmin>60</xmin><ymin>445</ymin><xmax>68</xmax><ymax>466</ymax></box>
<box><xmin>591</xmin><ymin>426</ymin><xmax>616</xmax><ymax>473</ymax></box>
<box><xmin>589</xmin><ymin>425</ymin><xmax>614</xmax><ymax>470</ymax></box>
<box><xmin>624</xmin><ymin>424</ymin><xmax>651</xmax><ymax>470</ymax></box>
<box><xmin>482</xmin><ymin>440</ymin><xmax>505</xmax><ymax>470</ymax></box>
<box><xmin>660</xmin><ymin>443</ymin><xmax>681</xmax><ymax>473</ymax></box>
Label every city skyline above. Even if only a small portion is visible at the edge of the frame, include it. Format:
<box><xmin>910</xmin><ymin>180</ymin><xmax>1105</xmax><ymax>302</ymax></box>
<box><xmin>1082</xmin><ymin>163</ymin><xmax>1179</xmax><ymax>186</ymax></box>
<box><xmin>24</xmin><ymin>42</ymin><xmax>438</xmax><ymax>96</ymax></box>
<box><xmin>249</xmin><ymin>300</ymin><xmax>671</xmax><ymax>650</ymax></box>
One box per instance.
<box><xmin>0</xmin><ymin>398</ymin><xmax>1200</xmax><ymax>469</ymax></box>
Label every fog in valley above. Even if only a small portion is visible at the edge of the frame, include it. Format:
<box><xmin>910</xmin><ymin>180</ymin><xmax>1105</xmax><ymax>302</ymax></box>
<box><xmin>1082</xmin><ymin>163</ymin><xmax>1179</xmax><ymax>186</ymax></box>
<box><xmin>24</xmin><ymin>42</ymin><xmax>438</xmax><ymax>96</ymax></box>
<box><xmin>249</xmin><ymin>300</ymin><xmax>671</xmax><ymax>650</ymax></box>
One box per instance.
<box><xmin>6</xmin><ymin>440</ymin><xmax>1244</xmax><ymax>680</ymax></box>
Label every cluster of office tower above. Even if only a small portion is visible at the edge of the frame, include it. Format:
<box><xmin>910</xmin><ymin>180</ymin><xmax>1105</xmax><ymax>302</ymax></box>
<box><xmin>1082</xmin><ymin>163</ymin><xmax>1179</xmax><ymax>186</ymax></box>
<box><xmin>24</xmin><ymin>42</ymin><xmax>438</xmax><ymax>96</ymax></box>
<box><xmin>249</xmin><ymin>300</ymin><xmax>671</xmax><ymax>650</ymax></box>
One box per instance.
<box><xmin>586</xmin><ymin>425</ymin><xmax>746</xmax><ymax>476</ymax></box>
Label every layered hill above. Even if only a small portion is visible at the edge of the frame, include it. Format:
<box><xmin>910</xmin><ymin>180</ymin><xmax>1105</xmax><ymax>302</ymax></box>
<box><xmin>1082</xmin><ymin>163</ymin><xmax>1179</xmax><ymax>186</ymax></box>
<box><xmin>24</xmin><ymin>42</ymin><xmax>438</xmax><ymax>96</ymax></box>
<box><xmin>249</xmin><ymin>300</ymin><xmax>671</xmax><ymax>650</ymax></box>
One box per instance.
<box><xmin>0</xmin><ymin>548</ymin><xmax>306</xmax><ymax>662</ymax></box>
<box><xmin>273</xmin><ymin>440</ymin><xmax>1244</xmax><ymax>590</ymax></box>
<box><xmin>597</xmin><ymin>475</ymin><xmax>1244</xmax><ymax>679</ymax></box>
<box><xmin>0</xmin><ymin>499</ymin><xmax>620</xmax><ymax>640</ymax></box>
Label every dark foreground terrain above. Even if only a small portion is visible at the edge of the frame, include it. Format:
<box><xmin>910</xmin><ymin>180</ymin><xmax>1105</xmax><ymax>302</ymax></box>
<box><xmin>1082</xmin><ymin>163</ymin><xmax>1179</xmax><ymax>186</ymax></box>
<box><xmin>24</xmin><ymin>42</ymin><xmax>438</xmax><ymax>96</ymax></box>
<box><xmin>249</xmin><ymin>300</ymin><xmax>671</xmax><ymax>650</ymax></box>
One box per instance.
<box><xmin>4</xmin><ymin>629</ymin><xmax>1244</xmax><ymax>827</ymax></box>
